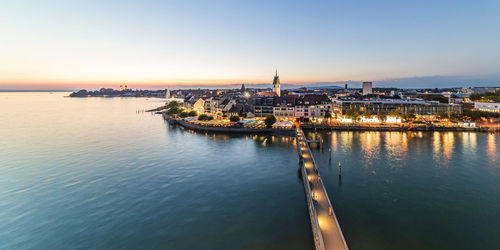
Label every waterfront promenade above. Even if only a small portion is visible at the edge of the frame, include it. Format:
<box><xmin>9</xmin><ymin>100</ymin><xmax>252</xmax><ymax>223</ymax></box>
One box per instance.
<box><xmin>296</xmin><ymin>128</ymin><xmax>348</xmax><ymax>250</ymax></box>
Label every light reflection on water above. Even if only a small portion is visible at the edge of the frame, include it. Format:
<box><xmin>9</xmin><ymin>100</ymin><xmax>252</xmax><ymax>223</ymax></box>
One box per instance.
<box><xmin>487</xmin><ymin>133</ymin><xmax>498</xmax><ymax>165</ymax></box>
<box><xmin>307</xmin><ymin>130</ymin><xmax>500</xmax><ymax>249</ymax></box>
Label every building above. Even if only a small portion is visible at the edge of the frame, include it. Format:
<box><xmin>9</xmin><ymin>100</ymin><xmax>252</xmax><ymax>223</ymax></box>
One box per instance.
<box><xmin>257</xmin><ymin>91</ymin><xmax>277</xmax><ymax>97</ymax></box>
<box><xmin>253</xmin><ymin>97</ymin><xmax>275</xmax><ymax>117</ymax></box>
<box><xmin>333</xmin><ymin>99</ymin><xmax>462</xmax><ymax>116</ymax></box>
<box><xmin>227</xmin><ymin>104</ymin><xmax>244</xmax><ymax>117</ymax></box>
<box><xmin>474</xmin><ymin>102</ymin><xmax>500</xmax><ymax>113</ymax></box>
<box><xmin>203</xmin><ymin>98</ymin><xmax>222</xmax><ymax>115</ymax></box>
<box><xmin>273</xmin><ymin>96</ymin><xmax>297</xmax><ymax>120</ymax></box>
<box><xmin>362</xmin><ymin>82</ymin><xmax>372</xmax><ymax>95</ymax></box>
<box><xmin>185</xmin><ymin>97</ymin><xmax>205</xmax><ymax>114</ymax></box>
<box><xmin>272</xmin><ymin>70</ymin><xmax>281</xmax><ymax>97</ymax></box>
<box><xmin>295</xmin><ymin>94</ymin><xmax>332</xmax><ymax>119</ymax></box>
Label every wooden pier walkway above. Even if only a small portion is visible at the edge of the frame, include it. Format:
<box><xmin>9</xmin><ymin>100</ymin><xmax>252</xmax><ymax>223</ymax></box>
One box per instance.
<box><xmin>296</xmin><ymin>128</ymin><xmax>348</xmax><ymax>250</ymax></box>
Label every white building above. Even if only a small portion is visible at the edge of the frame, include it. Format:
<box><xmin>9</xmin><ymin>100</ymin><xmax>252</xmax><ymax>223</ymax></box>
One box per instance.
<box><xmin>273</xmin><ymin>96</ymin><xmax>297</xmax><ymax>120</ymax></box>
<box><xmin>185</xmin><ymin>97</ymin><xmax>205</xmax><ymax>114</ymax></box>
<box><xmin>362</xmin><ymin>81</ymin><xmax>372</xmax><ymax>95</ymax></box>
<box><xmin>474</xmin><ymin>102</ymin><xmax>500</xmax><ymax>113</ymax></box>
<box><xmin>294</xmin><ymin>94</ymin><xmax>332</xmax><ymax>119</ymax></box>
<box><xmin>203</xmin><ymin>98</ymin><xmax>221</xmax><ymax>115</ymax></box>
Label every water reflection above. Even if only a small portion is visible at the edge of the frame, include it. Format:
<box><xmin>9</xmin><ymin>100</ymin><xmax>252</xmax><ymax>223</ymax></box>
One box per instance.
<box><xmin>433</xmin><ymin>132</ymin><xmax>441</xmax><ymax>163</ymax></box>
<box><xmin>331</xmin><ymin>132</ymin><xmax>338</xmax><ymax>153</ymax></box>
<box><xmin>181</xmin><ymin>128</ymin><xmax>297</xmax><ymax>149</ymax></box>
<box><xmin>360</xmin><ymin>132</ymin><xmax>381</xmax><ymax>166</ymax></box>
<box><xmin>432</xmin><ymin>132</ymin><xmax>456</xmax><ymax>166</ymax></box>
<box><xmin>487</xmin><ymin>134</ymin><xmax>498</xmax><ymax>165</ymax></box>
<box><xmin>442</xmin><ymin>132</ymin><xmax>455</xmax><ymax>162</ymax></box>
<box><xmin>384</xmin><ymin>132</ymin><xmax>408</xmax><ymax>168</ymax></box>
<box><xmin>340</xmin><ymin>131</ymin><xmax>354</xmax><ymax>153</ymax></box>
<box><xmin>462</xmin><ymin>132</ymin><xmax>477</xmax><ymax>156</ymax></box>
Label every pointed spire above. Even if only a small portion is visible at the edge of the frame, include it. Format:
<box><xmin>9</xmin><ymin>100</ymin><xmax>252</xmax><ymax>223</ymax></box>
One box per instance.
<box><xmin>275</xmin><ymin>69</ymin><xmax>278</xmax><ymax>77</ymax></box>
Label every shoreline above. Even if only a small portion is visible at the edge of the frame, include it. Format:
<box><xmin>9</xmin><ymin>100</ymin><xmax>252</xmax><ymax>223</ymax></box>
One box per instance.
<box><xmin>163</xmin><ymin>113</ymin><xmax>497</xmax><ymax>134</ymax></box>
<box><xmin>163</xmin><ymin>113</ymin><xmax>296</xmax><ymax>136</ymax></box>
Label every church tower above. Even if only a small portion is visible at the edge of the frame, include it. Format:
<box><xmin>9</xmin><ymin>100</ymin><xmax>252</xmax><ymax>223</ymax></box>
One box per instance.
<box><xmin>272</xmin><ymin>70</ymin><xmax>281</xmax><ymax>97</ymax></box>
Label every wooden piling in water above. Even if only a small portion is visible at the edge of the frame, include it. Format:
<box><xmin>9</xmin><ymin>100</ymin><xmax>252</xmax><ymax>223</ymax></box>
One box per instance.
<box><xmin>338</xmin><ymin>161</ymin><xmax>341</xmax><ymax>176</ymax></box>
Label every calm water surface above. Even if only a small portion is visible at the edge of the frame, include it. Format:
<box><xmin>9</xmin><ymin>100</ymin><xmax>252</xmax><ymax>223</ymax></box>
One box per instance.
<box><xmin>0</xmin><ymin>92</ymin><xmax>311</xmax><ymax>249</ymax></box>
<box><xmin>1</xmin><ymin>92</ymin><xmax>499</xmax><ymax>249</ymax></box>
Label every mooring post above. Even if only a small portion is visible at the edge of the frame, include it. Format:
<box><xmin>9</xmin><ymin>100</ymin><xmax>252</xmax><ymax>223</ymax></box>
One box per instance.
<box><xmin>329</xmin><ymin>148</ymin><xmax>332</xmax><ymax>163</ymax></box>
<box><xmin>338</xmin><ymin>161</ymin><xmax>342</xmax><ymax>176</ymax></box>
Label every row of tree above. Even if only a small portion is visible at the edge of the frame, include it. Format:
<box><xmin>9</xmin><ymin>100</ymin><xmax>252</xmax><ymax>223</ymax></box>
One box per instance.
<box><xmin>470</xmin><ymin>92</ymin><xmax>500</xmax><ymax>102</ymax></box>
<box><xmin>343</xmin><ymin>108</ymin><xmax>417</xmax><ymax>121</ymax></box>
<box><xmin>342</xmin><ymin>108</ymin><xmax>462</xmax><ymax>122</ymax></box>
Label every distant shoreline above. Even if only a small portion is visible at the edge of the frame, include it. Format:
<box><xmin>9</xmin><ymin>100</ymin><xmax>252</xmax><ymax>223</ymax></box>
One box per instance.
<box><xmin>0</xmin><ymin>90</ymin><xmax>72</xmax><ymax>92</ymax></box>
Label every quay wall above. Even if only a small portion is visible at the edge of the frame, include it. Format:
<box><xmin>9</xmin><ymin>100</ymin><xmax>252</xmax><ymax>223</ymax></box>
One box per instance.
<box><xmin>301</xmin><ymin>124</ymin><xmax>493</xmax><ymax>132</ymax></box>
<box><xmin>162</xmin><ymin>113</ymin><xmax>295</xmax><ymax>136</ymax></box>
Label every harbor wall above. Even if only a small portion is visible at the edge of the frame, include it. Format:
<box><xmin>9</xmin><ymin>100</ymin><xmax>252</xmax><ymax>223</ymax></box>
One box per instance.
<box><xmin>301</xmin><ymin>124</ymin><xmax>484</xmax><ymax>132</ymax></box>
<box><xmin>162</xmin><ymin>113</ymin><xmax>295</xmax><ymax>136</ymax></box>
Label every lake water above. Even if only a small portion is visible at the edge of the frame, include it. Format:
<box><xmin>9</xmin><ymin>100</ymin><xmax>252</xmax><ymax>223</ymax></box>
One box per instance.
<box><xmin>0</xmin><ymin>92</ymin><xmax>499</xmax><ymax>249</ymax></box>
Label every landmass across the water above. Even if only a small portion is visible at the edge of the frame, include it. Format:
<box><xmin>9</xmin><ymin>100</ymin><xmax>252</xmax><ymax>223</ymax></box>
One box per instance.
<box><xmin>69</xmin><ymin>88</ymin><xmax>166</xmax><ymax>98</ymax></box>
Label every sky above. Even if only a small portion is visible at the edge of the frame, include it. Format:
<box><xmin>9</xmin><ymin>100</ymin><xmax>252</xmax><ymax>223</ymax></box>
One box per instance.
<box><xmin>1</xmin><ymin>0</ymin><xmax>500</xmax><ymax>90</ymax></box>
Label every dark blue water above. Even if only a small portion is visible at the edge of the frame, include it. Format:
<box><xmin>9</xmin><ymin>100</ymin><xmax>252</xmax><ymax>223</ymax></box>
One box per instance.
<box><xmin>1</xmin><ymin>92</ymin><xmax>499</xmax><ymax>249</ymax></box>
<box><xmin>307</xmin><ymin>131</ymin><xmax>500</xmax><ymax>249</ymax></box>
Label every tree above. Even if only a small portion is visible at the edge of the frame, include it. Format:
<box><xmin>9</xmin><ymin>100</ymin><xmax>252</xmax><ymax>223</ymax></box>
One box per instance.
<box><xmin>324</xmin><ymin>110</ymin><xmax>332</xmax><ymax>119</ymax></box>
<box><xmin>378</xmin><ymin>111</ymin><xmax>388</xmax><ymax>123</ymax></box>
<box><xmin>166</xmin><ymin>106</ymin><xmax>181</xmax><ymax>116</ymax></box>
<box><xmin>437</xmin><ymin>110</ymin><xmax>449</xmax><ymax>120</ymax></box>
<box><xmin>470</xmin><ymin>93</ymin><xmax>482</xmax><ymax>101</ymax></box>
<box><xmin>389</xmin><ymin>109</ymin><xmax>402</xmax><ymax>117</ymax></box>
<box><xmin>230</xmin><ymin>115</ymin><xmax>240</xmax><ymax>122</ymax></box>
<box><xmin>345</xmin><ymin>108</ymin><xmax>359</xmax><ymax>118</ymax></box>
<box><xmin>419</xmin><ymin>94</ymin><xmax>448</xmax><ymax>103</ymax></box>
<box><xmin>179</xmin><ymin>111</ymin><xmax>188</xmax><ymax>118</ymax></box>
<box><xmin>470</xmin><ymin>92</ymin><xmax>500</xmax><ymax>102</ymax></box>
<box><xmin>405</xmin><ymin>109</ymin><xmax>416</xmax><ymax>121</ymax></box>
<box><xmin>188</xmin><ymin>111</ymin><xmax>197</xmax><ymax>117</ymax></box>
<box><xmin>450</xmin><ymin>112</ymin><xmax>462</xmax><ymax>122</ymax></box>
<box><xmin>198</xmin><ymin>114</ymin><xmax>214</xmax><ymax>121</ymax></box>
<box><xmin>463</xmin><ymin>109</ymin><xmax>500</xmax><ymax>121</ymax></box>
<box><xmin>166</xmin><ymin>101</ymin><xmax>180</xmax><ymax>109</ymax></box>
<box><xmin>264</xmin><ymin>115</ymin><xmax>277</xmax><ymax>128</ymax></box>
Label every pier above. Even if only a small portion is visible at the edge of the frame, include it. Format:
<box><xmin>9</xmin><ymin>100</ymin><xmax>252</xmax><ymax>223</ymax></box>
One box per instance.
<box><xmin>296</xmin><ymin>128</ymin><xmax>348</xmax><ymax>250</ymax></box>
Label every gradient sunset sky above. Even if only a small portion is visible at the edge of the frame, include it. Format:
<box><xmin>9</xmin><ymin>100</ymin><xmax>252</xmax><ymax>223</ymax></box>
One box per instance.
<box><xmin>1</xmin><ymin>0</ymin><xmax>499</xmax><ymax>90</ymax></box>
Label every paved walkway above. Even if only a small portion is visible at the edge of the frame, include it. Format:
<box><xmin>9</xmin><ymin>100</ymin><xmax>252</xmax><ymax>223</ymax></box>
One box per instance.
<box><xmin>297</xmin><ymin>128</ymin><xmax>348</xmax><ymax>250</ymax></box>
